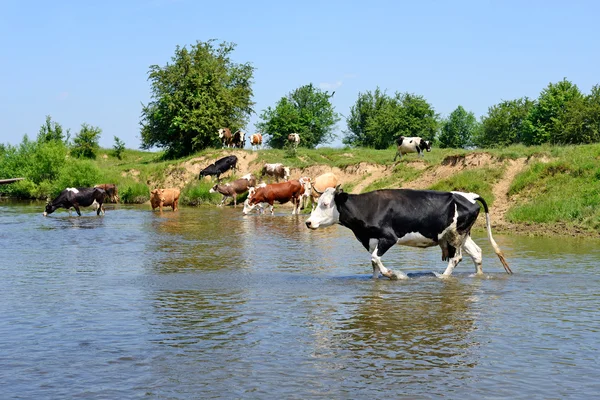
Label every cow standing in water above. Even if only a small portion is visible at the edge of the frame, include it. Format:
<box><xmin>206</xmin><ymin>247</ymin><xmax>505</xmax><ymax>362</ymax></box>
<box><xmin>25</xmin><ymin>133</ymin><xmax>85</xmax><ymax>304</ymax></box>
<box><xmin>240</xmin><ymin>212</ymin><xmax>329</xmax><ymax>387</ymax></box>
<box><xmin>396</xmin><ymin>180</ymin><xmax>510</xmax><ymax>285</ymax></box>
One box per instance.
<box><xmin>94</xmin><ymin>183</ymin><xmax>119</xmax><ymax>203</ymax></box>
<box><xmin>243</xmin><ymin>180</ymin><xmax>305</xmax><ymax>215</ymax></box>
<box><xmin>150</xmin><ymin>188</ymin><xmax>180</xmax><ymax>212</ymax></box>
<box><xmin>209</xmin><ymin>174</ymin><xmax>257</xmax><ymax>207</ymax></box>
<box><xmin>305</xmin><ymin>187</ymin><xmax>512</xmax><ymax>280</ymax></box>
<box><xmin>43</xmin><ymin>187</ymin><xmax>106</xmax><ymax>216</ymax></box>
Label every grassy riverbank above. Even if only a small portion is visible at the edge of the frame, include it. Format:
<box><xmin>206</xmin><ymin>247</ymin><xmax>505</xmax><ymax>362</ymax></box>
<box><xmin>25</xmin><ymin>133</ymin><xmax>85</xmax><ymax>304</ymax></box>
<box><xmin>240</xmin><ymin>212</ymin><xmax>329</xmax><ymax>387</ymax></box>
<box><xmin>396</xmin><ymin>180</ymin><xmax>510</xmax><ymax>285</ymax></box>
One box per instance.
<box><xmin>3</xmin><ymin>143</ymin><xmax>600</xmax><ymax>236</ymax></box>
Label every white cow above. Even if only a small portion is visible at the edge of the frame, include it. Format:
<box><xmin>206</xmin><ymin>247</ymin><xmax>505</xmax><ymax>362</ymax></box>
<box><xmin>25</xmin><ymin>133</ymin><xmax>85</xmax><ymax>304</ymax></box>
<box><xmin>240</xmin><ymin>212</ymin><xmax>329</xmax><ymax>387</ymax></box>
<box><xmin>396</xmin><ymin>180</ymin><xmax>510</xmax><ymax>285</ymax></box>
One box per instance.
<box><xmin>394</xmin><ymin>136</ymin><xmax>432</xmax><ymax>160</ymax></box>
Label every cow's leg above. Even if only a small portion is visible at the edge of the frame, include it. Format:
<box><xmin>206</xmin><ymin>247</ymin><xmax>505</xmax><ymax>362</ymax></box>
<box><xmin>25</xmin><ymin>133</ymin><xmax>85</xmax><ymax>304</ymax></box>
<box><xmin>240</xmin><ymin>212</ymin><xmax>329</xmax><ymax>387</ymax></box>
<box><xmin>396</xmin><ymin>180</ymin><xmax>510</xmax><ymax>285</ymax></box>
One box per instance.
<box><xmin>73</xmin><ymin>204</ymin><xmax>82</xmax><ymax>217</ymax></box>
<box><xmin>462</xmin><ymin>235</ymin><xmax>483</xmax><ymax>274</ymax></box>
<box><xmin>441</xmin><ymin>245</ymin><xmax>463</xmax><ymax>277</ymax></box>
<box><xmin>369</xmin><ymin>238</ymin><xmax>408</xmax><ymax>280</ymax></box>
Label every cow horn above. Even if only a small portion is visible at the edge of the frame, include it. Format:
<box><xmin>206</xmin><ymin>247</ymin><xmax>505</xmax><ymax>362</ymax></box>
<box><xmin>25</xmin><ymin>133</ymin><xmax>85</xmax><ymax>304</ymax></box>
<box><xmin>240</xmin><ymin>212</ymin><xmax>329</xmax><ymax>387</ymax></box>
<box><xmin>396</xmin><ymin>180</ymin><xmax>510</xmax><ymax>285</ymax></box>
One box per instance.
<box><xmin>313</xmin><ymin>186</ymin><xmax>324</xmax><ymax>195</ymax></box>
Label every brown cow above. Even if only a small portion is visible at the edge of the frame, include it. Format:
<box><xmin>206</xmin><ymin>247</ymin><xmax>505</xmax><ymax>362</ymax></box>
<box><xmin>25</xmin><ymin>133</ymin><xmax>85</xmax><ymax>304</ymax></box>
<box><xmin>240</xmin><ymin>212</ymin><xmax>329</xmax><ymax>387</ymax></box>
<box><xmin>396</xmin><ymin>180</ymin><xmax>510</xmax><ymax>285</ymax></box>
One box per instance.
<box><xmin>150</xmin><ymin>188</ymin><xmax>180</xmax><ymax>212</ymax></box>
<box><xmin>250</xmin><ymin>133</ymin><xmax>262</xmax><ymax>150</ymax></box>
<box><xmin>299</xmin><ymin>172</ymin><xmax>339</xmax><ymax>211</ymax></box>
<box><xmin>243</xmin><ymin>180</ymin><xmax>305</xmax><ymax>215</ymax></box>
<box><xmin>218</xmin><ymin>128</ymin><xmax>233</xmax><ymax>148</ymax></box>
<box><xmin>94</xmin><ymin>183</ymin><xmax>119</xmax><ymax>203</ymax></box>
<box><xmin>209</xmin><ymin>174</ymin><xmax>257</xmax><ymax>207</ymax></box>
<box><xmin>261</xmin><ymin>163</ymin><xmax>290</xmax><ymax>182</ymax></box>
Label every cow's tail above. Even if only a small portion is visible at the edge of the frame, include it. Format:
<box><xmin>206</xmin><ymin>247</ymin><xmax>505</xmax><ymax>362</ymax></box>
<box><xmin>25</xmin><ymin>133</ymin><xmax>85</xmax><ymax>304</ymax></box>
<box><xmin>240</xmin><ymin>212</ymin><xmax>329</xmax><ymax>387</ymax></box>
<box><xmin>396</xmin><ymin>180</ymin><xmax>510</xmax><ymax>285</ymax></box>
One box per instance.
<box><xmin>475</xmin><ymin>196</ymin><xmax>513</xmax><ymax>274</ymax></box>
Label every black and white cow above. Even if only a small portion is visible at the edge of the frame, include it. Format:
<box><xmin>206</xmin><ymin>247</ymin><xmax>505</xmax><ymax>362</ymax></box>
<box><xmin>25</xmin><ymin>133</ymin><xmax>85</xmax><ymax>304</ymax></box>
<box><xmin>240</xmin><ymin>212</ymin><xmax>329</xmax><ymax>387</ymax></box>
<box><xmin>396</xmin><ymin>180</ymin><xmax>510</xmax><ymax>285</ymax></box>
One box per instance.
<box><xmin>394</xmin><ymin>136</ymin><xmax>432</xmax><ymax>160</ymax></box>
<box><xmin>199</xmin><ymin>155</ymin><xmax>238</xmax><ymax>181</ymax></box>
<box><xmin>305</xmin><ymin>187</ymin><xmax>512</xmax><ymax>280</ymax></box>
<box><xmin>43</xmin><ymin>187</ymin><xmax>106</xmax><ymax>216</ymax></box>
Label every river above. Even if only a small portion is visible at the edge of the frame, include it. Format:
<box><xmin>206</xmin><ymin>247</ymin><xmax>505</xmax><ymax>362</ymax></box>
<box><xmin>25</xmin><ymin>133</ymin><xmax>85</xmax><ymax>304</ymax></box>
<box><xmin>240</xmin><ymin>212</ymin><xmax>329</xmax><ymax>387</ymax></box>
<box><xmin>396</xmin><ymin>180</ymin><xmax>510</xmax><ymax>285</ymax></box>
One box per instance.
<box><xmin>1</xmin><ymin>201</ymin><xmax>599</xmax><ymax>399</ymax></box>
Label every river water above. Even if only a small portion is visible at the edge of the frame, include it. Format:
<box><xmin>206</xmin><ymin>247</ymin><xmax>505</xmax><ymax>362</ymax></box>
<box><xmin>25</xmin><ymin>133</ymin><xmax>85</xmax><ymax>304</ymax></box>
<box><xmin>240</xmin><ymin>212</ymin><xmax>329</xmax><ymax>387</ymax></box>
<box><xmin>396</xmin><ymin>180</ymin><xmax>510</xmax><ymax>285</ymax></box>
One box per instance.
<box><xmin>1</xmin><ymin>201</ymin><xmax>599</xmax><ymax>399</ymax></box>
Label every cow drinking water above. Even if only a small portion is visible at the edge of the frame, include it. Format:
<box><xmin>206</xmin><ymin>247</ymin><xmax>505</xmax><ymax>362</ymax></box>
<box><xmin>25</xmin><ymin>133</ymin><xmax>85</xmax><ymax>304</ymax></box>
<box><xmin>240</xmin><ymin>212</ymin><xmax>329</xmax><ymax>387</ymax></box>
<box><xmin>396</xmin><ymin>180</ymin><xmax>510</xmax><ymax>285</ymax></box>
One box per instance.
<box><xmin>305</xmin><ymin>187</ymin><xmax>512</xmax><ymax>280</ymax></box>
<box><xmin>43</xmin><ymin>187</ymin><xmax>106</xmax><ymax>216</ymax></box>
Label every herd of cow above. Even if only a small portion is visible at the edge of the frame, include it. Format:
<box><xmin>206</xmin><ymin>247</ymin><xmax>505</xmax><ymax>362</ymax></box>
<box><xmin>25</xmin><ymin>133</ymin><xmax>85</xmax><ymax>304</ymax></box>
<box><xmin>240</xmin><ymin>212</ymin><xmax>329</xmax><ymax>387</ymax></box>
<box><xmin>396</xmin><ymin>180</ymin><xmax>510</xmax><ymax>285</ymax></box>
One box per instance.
<box><xmin>41</xmin><ymin>134</ymin><xmax>513</xmax><ymax>279</ymax></box>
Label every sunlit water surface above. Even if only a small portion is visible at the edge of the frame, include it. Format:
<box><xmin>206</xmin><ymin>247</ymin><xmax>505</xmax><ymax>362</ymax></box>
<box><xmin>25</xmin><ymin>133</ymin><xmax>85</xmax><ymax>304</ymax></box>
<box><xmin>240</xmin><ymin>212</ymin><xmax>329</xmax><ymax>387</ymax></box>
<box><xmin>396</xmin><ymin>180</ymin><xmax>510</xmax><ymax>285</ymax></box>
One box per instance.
<box><xmin>1</xmin><ymin>201</ymin><xmax>599</xmax><ymax>399</ymax></box>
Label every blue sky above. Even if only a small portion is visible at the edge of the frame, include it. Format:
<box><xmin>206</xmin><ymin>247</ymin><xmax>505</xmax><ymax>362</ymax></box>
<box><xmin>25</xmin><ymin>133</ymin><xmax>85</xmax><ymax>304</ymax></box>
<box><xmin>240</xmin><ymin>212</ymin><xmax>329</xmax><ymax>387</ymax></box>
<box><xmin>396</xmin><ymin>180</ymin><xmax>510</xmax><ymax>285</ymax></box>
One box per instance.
<box><xmin>1</xmin><ymin>0</ymin><xmax>598</xmax><ymax>149</ymax></box>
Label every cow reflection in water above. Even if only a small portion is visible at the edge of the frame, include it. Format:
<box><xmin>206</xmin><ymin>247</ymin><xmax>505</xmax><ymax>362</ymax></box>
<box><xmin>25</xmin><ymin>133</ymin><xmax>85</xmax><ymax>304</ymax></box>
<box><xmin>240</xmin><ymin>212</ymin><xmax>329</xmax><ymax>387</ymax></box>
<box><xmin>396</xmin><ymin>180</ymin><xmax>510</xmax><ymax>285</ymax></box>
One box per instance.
<box><xmin>319</xmin><ymin>280</ymin><xmax>480</xmax><ymax>374</ymax></box>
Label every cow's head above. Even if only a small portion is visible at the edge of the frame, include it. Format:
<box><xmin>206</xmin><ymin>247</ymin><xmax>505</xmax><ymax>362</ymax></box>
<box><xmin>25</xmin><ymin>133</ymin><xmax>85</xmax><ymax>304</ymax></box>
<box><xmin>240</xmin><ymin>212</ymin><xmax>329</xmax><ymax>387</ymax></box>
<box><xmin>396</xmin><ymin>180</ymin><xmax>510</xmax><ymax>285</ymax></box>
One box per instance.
<box><xmin>217</xmin><ymin>128</ymin><xmax>225</xmax><ymax>138</ymax></box>
<box><xmin>422</xmin><ymin>140</ymin><xmax>432</xmax><ymax>152</ymax></box>
<box><xmin>209</xmin><ymin>184</ymin><xmax>219</xmax><ymax>194</ymax></box>
<box><xmin>305</xmin><ymin>185</ymin><xmax>342</xmax><ymax>229</ymax></box>
<box><xmin>43</xmin><ymin>201</ymin><xmax>54</xmax><ymax>217</ymax></box>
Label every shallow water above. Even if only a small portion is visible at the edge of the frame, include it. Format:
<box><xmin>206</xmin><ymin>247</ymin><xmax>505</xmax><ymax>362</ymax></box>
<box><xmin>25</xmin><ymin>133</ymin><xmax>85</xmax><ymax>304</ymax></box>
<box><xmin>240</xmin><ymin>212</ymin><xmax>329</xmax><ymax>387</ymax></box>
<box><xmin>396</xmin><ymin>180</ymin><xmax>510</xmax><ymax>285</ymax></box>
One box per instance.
<box><xmin>1</xmin><ymin>201</ymin><xmax>599</xmax><ymax>399</ymax></box>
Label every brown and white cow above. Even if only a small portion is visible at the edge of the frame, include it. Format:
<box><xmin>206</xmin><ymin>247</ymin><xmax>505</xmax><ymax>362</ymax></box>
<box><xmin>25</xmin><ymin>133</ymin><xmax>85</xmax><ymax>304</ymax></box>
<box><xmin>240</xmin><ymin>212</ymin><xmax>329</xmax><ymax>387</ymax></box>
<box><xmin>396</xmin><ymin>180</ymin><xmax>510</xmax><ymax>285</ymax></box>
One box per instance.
<box><xmin>243</xmin><ymin>180</ymin><xmax>305</xmax><ymax>215</ymax></box>
<box><xmin>261</xmin><ymin>163</ymin><xmax>290</xmax><ymax>182</ymax></box>
<box><xmin>95</xmin><ymin>183</ymin><xmax>119</xmax><ymax>203</ymax></box>
<box><xmin>150</xmin><ymin>188</ymin><xmax>180</xmax><ymax>212</ymax></box>
<box><xmin>299</xmin><ymin>172</ymin><xmax>339</xmax><ymax>211</ymax></box>
<box><xmin>209</xmin><ymin>174</ymin><xmax>257</xmax><ymax>207</ymax></box>
<box><xmin>218</xmin><ymin>128</ymin><xmax>233</xmax><ymax>148</ymax></box>
<box><xmin>288</xmin><ymin>133</ymin><xmax>300</xmax><ymax>148</ymax></box>
<box><xmin>250</xmin><ymin>133</ymin><xmax>263</xmax><ymax>150</ymax></box>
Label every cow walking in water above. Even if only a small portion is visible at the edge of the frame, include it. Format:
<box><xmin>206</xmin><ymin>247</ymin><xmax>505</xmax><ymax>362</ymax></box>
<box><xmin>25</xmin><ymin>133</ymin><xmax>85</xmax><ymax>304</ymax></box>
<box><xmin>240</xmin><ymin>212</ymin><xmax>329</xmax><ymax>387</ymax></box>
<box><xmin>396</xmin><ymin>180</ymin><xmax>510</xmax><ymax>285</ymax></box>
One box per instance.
<box><xmin>209</xmin><ymin>174</ymin><xmax>257</xmax><ymax>207</ymax></box>
<box><xmin>43</xmin><ymin>187</ymin><xmax>106</xmax><ymax>216</ymax></box>
<box><xmin>305</xmin><ymin>187</ymin><xmax>512</xmax><ymax>280</ymax></box>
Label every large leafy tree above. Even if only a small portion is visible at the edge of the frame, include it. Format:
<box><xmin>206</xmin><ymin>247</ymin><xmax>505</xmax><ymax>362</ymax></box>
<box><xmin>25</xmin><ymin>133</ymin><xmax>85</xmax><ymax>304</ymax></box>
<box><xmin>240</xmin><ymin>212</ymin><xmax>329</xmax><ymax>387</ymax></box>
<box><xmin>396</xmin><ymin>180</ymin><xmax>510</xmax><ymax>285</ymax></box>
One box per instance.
<box><xmin>555</xmin><ymin>84</ymin><xmax>600</xmax><ymax>144</ymax></box>
<box><xmin>257</xmin><ymin>83</ymin><xmax>339</xmax><ymax>149</ymax></box>
<box><xmin>522</xmin><ymin>78</ymin><xmax>584</xmax><ymax>145</ymax></box>
<box><xmin>344</xmin><ymin>89</ymin><xmax>437</xmax><ymax>149</ymax></box>
<box><xmin>474</xmin><ymin>98</ymin><xmax>533</xmax><ymax>148</ymax></box>
<box><xmin>140</xmin><ymin>40</ymin><xmax>255</xmax><ymax>157</ymax></box>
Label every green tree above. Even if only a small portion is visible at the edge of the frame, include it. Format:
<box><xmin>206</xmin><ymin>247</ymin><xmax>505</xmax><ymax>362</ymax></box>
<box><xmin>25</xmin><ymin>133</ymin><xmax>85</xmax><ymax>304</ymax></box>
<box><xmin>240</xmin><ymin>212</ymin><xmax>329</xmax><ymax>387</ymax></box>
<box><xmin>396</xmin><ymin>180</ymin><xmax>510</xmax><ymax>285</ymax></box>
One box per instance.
<box><xmin>256</xmin><ymin>83</ymin><xmax>339</xmax><ymax>149</ymax></box>
<box><xmin>344</xmin><ymin>89</ymin><xmax>438</xmax><ymax>149</ymax></box>
<box><xmin>522</xmin><ymin>78</ymin><xmax>584</xmax><ymax>145</ymax></box>
<box><xmin>113</xmin><ymin>136</ymin><xmax>126</xmax><ymax>160</ymax></box>
<box><xmin>474</xmin><ymin>98</ymin><xmax>534</xmax><ymax>147</ymax></box>
<box><xmin>439</xmin><ymin>106</ymin><xmax>478</xmax><ymax>148</ymax></box>
<box><xmin>71</xmin><ymin>123</ymin><xmax>101</xmax><ymax>159</ymax></box>
<box><xmin>555</xmin><ymin>84</ymin><xmax>600</xmax><ymax>144</ymax></box>
<box><xmin>140</xmin><ymin>40</ymin><xmax>255</xmax><ymax>157</ymax></box>
<box><xmin>37</xmin><ymin>115</ymin><xmax>70</xmax><ymax>143</ymax></box>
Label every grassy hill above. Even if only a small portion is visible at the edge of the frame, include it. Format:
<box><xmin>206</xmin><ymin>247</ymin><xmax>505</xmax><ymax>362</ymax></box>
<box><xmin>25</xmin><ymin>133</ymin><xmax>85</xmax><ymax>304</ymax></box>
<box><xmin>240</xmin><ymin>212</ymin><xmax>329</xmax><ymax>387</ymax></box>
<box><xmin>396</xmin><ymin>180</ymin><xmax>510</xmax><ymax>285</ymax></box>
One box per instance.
<box><xmin>19</xmin><ymin>144</ymin><xmax>600</xmax><ymax>236</ymax></box>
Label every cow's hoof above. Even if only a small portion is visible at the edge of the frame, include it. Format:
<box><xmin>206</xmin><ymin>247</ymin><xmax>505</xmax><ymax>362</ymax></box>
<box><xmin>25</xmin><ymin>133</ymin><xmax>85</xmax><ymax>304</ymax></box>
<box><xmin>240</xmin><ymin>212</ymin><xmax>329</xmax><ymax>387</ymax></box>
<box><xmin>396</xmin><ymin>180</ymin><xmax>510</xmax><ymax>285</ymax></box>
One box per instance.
<box><xmin>433</xmin><ymin>272</ymin><xmax>451</xmax><ymax>279</ymax></box>
<box><xmin>388</xmin><ymin>270</ymin><xmax>408</xmax><ymax>280</ymax></box>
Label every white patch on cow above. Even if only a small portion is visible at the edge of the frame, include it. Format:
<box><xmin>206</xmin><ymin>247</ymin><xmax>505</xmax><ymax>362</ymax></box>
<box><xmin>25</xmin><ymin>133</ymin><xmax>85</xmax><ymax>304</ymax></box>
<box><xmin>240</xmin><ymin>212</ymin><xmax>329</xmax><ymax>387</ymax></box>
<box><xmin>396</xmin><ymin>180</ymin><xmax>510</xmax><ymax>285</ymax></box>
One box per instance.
<box><xmin>437</xmin><ymin>204</ymin><xmax>459</xmax><ymax>241</ymax></box>
<box><xmin>92</xmin><ymin>199</ymin><xmax>99</xmax><ymax>210</ymax></box>
<box><xmin>452</xmin><ymin>191</ymin><xmax>478</xmax><ymax>204</ymax></box>
<box><xmin>241</xmin><ymin>173</ymin><xmax>253</xmax><ymax>181</ymax></box>
<box><xmin>305</xmin><ymin>187</ymin><xmax>339</xmax><ymax>229</ymax></box>
<box><xmin>209</xmin><ymin>188</ymin><xmax>216</xmax><ymax>193</ymax></box>
<box><xmin>67</xmin><ymin>188</ymin><xmax>79</xmax><ymax>193</ymax></box>
<box><xmin>396</xmin><ymin>232</ymin><xmax>436</xmax><ymax>247</ymax></box>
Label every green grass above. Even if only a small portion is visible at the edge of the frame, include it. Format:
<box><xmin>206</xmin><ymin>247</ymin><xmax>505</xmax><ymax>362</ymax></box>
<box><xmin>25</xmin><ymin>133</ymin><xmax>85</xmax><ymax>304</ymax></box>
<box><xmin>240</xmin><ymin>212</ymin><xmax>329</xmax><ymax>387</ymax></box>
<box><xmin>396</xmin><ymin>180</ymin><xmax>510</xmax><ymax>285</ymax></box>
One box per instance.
<box><xmin>506</xmin><ymin>144</ymin><xmax>600</xmax><ymax>230</ymax></box>
<box><xmin>428</xmin><ymin>167</ymin><xmax>506</xmax><ymax>207</ymax></box>
<box><xmin>362</xmin><ymin>163</ymin><xmax>424</xmax><ymax>192</ymax></box>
